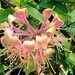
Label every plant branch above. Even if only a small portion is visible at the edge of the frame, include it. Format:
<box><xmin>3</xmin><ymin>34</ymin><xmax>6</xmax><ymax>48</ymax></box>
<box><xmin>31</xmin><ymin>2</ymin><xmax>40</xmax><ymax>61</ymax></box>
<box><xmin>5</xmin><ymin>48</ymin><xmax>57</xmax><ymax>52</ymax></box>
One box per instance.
<box><xmin>1</xmin><ymin>0</ymin><xmax>16</xmax><ymax>8</ymax></box>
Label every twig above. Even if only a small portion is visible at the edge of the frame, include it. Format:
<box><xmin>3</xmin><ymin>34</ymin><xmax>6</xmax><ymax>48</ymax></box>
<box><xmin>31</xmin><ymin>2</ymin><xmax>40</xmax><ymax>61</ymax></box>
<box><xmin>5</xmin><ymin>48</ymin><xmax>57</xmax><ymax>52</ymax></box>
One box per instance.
<box><xmin>1</xmin><ymin>0</ymin><xmax>16</xmax><ymax>8</ymax></box>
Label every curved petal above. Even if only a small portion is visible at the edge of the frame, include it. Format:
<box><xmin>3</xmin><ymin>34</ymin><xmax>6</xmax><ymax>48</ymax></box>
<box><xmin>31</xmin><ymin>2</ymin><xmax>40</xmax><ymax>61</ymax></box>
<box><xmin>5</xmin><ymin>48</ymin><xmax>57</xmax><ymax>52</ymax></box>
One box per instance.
<box><xmin>19</xmin><ymin>52</ymin><xmax>28</xmax><ymax>63</ymax></box>
<box><xmin>12</xmin><ymin>26</ymin><xmax>31</xmax><ymax>36</ymax></box>
<box><xmin>14</xmin><ymin>7</ymin><xmax>36</xmax><ymax>33</ymax></box>
<box><xmin>23</xmin><ymin>40</ymin><xmax>35</xmax><ymax>52</ymax></box>
<box><xmin>46</xmin><ymin>22</ymin><xmax>56</xmax><ymax>38</ymax></box>
<box><xmin>36</xmin><ymin>35</ymin><xmax>49</xmax><ymax>49</ymax></box>
<box><xmin>40</xmin><ymin>9</ymin><xmax>53</xmax><ymax>29</ymax></box>
<box><xmin>43</xmin><ymin>48</ymin><xmax>55</xmax><ymax>56</ymax></box>
<box><xmin>14</xmin><ymin>7</ymin><xmax>28</xmax><ymax>17</ymax></box>
<box><xmin>52</xmin><ymin>15</ymin><xmax>64</xmax><ymax>28</ymax></box>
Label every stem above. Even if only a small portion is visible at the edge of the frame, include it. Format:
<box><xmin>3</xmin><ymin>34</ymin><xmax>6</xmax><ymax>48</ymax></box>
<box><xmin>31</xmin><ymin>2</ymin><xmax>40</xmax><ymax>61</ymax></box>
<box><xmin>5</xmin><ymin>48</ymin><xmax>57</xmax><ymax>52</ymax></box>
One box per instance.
<box><xmin>60</xmin><ymin>64</ymin><xmax>67</xmax><ymax>75</ymax></box>
<box><xmin>2</xmin><ymin>0</ymin><xmax>16</xmax><ymax>8</ymax></box>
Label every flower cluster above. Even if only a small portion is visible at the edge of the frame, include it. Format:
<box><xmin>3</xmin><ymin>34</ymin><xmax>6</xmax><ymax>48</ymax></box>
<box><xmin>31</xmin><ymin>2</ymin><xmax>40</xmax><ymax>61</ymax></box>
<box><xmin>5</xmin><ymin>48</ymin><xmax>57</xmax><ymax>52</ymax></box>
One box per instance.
<box><xmin>1</xmin><ymin>7</ymin><xmax>66</xmax><ymax>68</ymax></box>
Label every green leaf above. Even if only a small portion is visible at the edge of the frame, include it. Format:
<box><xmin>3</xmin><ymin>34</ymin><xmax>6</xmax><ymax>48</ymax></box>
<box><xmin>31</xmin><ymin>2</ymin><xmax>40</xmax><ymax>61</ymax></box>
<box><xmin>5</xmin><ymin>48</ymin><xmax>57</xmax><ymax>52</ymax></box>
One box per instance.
<box><xmin>29</xmin><ymin>20</ymin><xmax>39</xmax><ymax>29</ymax></box>
<box><xmin>39</xmin><ymin>0</ymin><xmax>54</xmax><ymax>8</ymax></box>
<box><xmin>65</xmin><ymin>50</ymin><xmax>70</xmax><ymax>58</ymax></box>
<box><xmin>62</xmin><ymin>41</ymin><xmax>71</xmax><ymax>50</ymax></box>
<box><xmin>27</xmin><ymin>7</ymin><xmax>44</xmax><ymax>23</ymax></box>
<box><xmin>25</xmin><ymin>64</ymin><xmax>37</xmax><ymax>75</ymax></box>
<box><xmin>16</xmin><ymin>0</ymin><xmax>20</xmax><ymax>4</ymax></box>
<box><xmin>0</xmin><ymin>8</ymin><xmax>14</xmax><ymax>23</ymax></box>
<box><xmin>67</xmin><ymin>53</ymin><xmax>75</xmax><ymax>66</ymax></box>
<box><xmin>54</xmin><ymin>2</ymin><xmax>68</xmax><ymax>14</ymax></box>
<box><xmin>0</xmin><ymin>64</ymin><xmax>4</xmax><ymax>73</ymax></box>
<box><xmin>70</xmin><ymin>9</ymin><xmax>75</xmax><ymax>22</ymax></box>
<box><xmin>57</xmin><ymin>0</ymin><xmax>75</xmax><ymax>3</ymax></box>
<box><xmin>40</xmin><ymin>0</ymin><xmax>68</xmax><ymax>14</ymax></box>
<box><xmin>20</xmin><ymin>0</ymin><xmax>25</xmax><ymax>7</ymax></box>
<box><xmin>10</xmin><ymin>0</ymin><xmax>20</xmax><ymax>6</ymax></box>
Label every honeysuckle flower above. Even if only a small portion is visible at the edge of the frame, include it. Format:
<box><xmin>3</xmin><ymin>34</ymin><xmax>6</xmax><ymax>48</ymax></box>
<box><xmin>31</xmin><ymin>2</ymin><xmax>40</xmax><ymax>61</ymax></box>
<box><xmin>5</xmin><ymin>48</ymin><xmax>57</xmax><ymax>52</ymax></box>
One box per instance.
<box><xmin>52</xmin><ymin>15</ymin><xmax>63</xmax><ymax>28</ymax></box>
<box><xmin>8</xmin><ymin>46</ymin><xmax>18</xmax><ymax>55</ymax></box>
<box><xmin>2</xmin><ymin>28</ymin><xmax>22</xmax><ymax>47</ymax></box>
<box><xmin>8</xmin><ymin>14</ymin><xmax>16</xmax><ymax>25</ymax></box>
<box><xmin>47</xmin><ymin>33</ymin><xmax>68</xmax><ymax>47</ymax></box>
<box><xmin>43</xmin><ymin>48</ymin><xmax>55</xmax><ymax>57</ymax></box>
<box><xmin>14</xmin><ymin>7</ymin><xmax>36</xmax><ymax>33</ymax></box>
<box><xmin>46</xmin><ymin>15</ymin><xmax>63</xmax><ymax>37</ymax></box>
<box><xmin>35</xmin><ymin>35</ymin><xmax>49</xmax><ymax>49</ymax></box>
<box><xmin>40</xmin><ymin>8</ymin><xmax>53</xmax><ymax>29</ymax></box>
<box><xmin>45</xmin><ymin>14</ymin><xmax>66</xmax><ymax>47</ymax></box>
<box><xmin>46</xmin><ymin>22</ymin><xmax>56</xmax><ymax>38</ymax></box>
<box><xmin>0</xmin><ymin>7</ymin><xmax>66</xmax><ymax>69</ymax></box>
<box><xmin>52</xmin><ymin>15</ymin><xmax>64</xmax><ymax>34</ymax></box>
<box><xmin>23</xmin><ymin>40</ymin><xmax>35</xmax><ymax>53</ymax></box>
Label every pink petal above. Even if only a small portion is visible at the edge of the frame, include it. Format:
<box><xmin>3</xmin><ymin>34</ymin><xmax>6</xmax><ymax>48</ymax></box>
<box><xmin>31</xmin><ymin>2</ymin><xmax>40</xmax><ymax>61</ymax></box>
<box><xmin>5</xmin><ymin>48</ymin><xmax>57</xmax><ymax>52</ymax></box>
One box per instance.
<box><xmin>14</xmin><ymin>14</ymin><xmax>36</xmax><ymax>34</ymax></box>
<box><xmin>40</xmin><ymin>9</ymin><xmax>53</xmax><ymax>29</ymax></box>
<box><xmin>12</xmin><ymin>26</ymin><xmax>31</xmax><ymax>36</ymax></box>
<box><xmin>23</xmin><ymin>16</ymin><xmax>36</xmax><ymax>33</ymax></box>
<box><xmin>36</xmin><ymin>26</ymin><xmax>50</xmax><ymax>35</ymax></box>
<box><xmin>52</xmin><ymin>17</ymin><xmax>64</xmax><ymax>28</ymax></box>
<box><xmin>14</xmin><ymin>7</ymin><xmax>28</xmax><ymax>17</ymax></box>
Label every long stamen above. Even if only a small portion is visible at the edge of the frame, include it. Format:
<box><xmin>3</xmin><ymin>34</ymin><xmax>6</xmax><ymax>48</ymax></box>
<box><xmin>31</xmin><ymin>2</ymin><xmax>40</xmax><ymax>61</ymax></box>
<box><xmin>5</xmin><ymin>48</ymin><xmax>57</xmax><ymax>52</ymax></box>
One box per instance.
<box><xmin>27</xmin><ymin>58</ymin><xmax>30</xmax><ymax>69</ymax></box>
<box><xmin>5</xmin><ymin>50</ymin><xmax>17</xmax><ymax>60</ymax></box>
<box><xmin>17</xmin><ymin>65</ymin><xmax>24</xmax><ymax>75</ymax></box>
<box><xmin>56</xmin><ymin>45</ymin><xmax>64</xmax><ymax>56</ymax></box>
<box><xmin>0</xmin><ymin>49</ymin><xmax>8</xmax><ymax>57</ymax></box>
<box><xmin>38</xmin><ymin>49</ymin><xmax>45</xmax><ymax>64</ymax></box>
<box><xmin>0</xmin><ymin>47</ymin><xmax>7</xmax><ymax>54</ymax></box>
<box><xmin>10</xmin><ymin>56</ymin><xmax>18</xmax><ymax>65</ymax></box>
<box><xmin>19</xmin><ymin>52</ymin><xmax>28</xmax><ymax>63</ymax></box>
<box><xmin>31</xmin><ymin>53</ymin><xmax>45</xmax><ymax>68</ymax></box>
<box><xmin>49</xmin><ymin>61</ymin><xmax>56</xmax><ymax>74</ymax></box>
<box><xmin>50</xmin><ymin>58</ymin><xmax>57</xmax><ymax>64</ymax></box>
<box><xmin>5</xmin><ymin>53</ymin><xmax>14</xmax><ymax>60</ymax></box>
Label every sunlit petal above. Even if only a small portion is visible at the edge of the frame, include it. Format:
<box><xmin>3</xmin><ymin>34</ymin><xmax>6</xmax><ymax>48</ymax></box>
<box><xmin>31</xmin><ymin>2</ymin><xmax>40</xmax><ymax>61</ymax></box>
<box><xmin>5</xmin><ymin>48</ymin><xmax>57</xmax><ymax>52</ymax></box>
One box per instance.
<box><xmin>23</xmin><ymin>40</ymin><xmax>35</xmax><ymax>52</ymax></box>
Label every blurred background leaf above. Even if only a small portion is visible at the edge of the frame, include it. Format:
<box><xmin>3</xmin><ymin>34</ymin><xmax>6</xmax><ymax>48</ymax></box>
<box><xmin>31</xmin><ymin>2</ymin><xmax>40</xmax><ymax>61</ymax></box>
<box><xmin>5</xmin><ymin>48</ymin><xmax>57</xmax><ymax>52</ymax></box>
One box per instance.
<box><xmin>27</xmin><ymin>7</ymin><xmax>44</xmax><ymax>23</ymax></box>
<box><xmin>0</xmin><ymin>8</ymin><xmax>14</xmax><ymax>23</ymax></box>
<box><xmin>0</xmin><ymin>64</ymin><xmax>4</xmax><ymax>73</ymax></box>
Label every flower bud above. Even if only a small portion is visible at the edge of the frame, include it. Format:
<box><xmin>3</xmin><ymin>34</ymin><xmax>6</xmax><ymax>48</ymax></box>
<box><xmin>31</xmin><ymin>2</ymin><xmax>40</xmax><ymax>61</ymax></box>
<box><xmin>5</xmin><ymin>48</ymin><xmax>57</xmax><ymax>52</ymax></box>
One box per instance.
<box><xmin>15</xmin><ymin>7</ymin><xmax>28</xmax><ymax>17</ymax></box>
<box><xmin>46</xmin><ymin>22</ymin><xmax>56</xmax><ymax>37</ymax></box>
<box><xmin>43</xmin><ymin>8</ymin><xmax>52</xmax><ymax>19</ymax></box>
<box><xmin>8</xmin><ymin>14</ymin><xmax>16</xmax><ymax>24</ymax></box>
<box><xmin>36</xmin><ymin>35</ymin><xmax>49</xmax><ymax>48</ymax></box>
<box><xmin>43</xmin><ymin>48</ymin><xmax>54</xmax><ymax>56</ymax></box>
<box><xmin>23</xmin><ymin>40</ymin><xmax>35</xmax><ymax>52</ymax></box>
